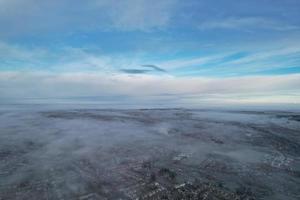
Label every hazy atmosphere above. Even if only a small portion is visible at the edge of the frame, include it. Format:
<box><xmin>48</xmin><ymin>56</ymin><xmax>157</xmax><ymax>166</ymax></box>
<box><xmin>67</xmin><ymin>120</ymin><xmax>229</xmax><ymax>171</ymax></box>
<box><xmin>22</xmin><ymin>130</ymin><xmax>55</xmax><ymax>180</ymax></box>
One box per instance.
<box><xmin>1</xmin><ymin>0</ymin><xmax>300</xmax><ymax>200</ymax></box>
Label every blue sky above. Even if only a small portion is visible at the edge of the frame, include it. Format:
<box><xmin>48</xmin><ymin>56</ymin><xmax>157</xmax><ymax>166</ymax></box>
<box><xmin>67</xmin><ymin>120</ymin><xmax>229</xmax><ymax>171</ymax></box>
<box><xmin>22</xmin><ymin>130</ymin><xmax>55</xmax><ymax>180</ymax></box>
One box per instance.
<box><xmin>0</xmin><ymin>0</ymin><xmax>300</xmax><ymax>107</ymax></box>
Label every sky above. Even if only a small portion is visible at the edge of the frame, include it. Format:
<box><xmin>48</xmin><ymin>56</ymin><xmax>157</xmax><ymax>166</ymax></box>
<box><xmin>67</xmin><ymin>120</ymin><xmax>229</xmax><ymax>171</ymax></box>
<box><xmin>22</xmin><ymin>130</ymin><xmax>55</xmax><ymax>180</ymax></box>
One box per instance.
<box><xmin>0</xmin><ymin>0</ymin><xmax>300</xmax><ymax>107</ymax></box>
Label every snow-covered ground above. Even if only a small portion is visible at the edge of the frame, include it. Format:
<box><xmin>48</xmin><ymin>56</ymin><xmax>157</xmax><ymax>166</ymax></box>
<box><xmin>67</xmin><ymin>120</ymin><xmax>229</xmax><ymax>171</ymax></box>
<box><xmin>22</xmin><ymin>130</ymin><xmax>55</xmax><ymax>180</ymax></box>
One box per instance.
<box><xmin>0</xmin><ymin>107</ymin><xmax>299</xmax><ymax>199</ymax></box>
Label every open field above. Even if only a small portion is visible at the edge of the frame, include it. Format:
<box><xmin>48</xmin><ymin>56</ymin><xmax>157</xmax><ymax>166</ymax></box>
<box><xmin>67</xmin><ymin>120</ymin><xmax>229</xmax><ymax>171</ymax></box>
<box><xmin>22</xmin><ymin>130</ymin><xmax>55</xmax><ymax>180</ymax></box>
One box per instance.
<box><xmin>0</xmin><ymin>108</ymin><xmax>300</xmax><ymax>199</ymax></box>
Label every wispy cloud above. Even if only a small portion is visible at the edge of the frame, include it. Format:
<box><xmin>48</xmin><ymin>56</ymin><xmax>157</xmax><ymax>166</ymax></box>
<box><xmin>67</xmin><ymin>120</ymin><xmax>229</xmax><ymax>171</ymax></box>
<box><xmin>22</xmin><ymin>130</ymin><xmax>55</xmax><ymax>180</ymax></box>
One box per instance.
<box><xmin>94</xmin><ymin>0</ymin><xmax>177</xmax><ymax>31</ymax></box>
<box><xmin>159</xmin><ymin>54</ymin><xmax>228</xmax><ymax>70</ymax></box>
<box><xmin>1</xmin><ymin>38</ymin><xmax>299</xmax><ymax>77</ymax></box>
<box><xmin>199</xmin><ymin>17</ymin><xmax>300</xmax><ymax>31</ymax></box>
<box><xmin>0</xmin><ymin>42</ymin><xmax>48</xmax><ymax>61</ymax></box>
<box><xmin>0</xmin><ymin>0</ymin><xmax>177</xmax><ymax>37</ymax></box>
<box><xmin>0</xmin><ymin>42</ymin><xmax>140</xmax><ymax>73</ymax></box>
<box><xmin>153</xmin><ymin>37</ymin><xmax>300</xmax><ymax>76</ymax></box>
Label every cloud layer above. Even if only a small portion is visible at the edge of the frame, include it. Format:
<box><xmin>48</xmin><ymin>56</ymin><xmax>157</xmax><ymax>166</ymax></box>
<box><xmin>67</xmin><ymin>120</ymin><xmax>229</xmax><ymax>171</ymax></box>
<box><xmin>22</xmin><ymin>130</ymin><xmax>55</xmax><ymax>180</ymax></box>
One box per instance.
<box><xmin>1</xmin><ymin>72</ymin><xmax>299</xmax><ymax>106</ymax></box>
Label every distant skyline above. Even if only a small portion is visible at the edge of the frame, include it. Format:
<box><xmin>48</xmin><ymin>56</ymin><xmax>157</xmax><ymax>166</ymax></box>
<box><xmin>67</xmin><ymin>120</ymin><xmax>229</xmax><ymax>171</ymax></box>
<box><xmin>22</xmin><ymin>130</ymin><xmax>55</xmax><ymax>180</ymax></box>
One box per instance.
<box><xmin>0</xmin><ymin>0</ymin><xmax>300</xmax><ymax>107</ymax></box>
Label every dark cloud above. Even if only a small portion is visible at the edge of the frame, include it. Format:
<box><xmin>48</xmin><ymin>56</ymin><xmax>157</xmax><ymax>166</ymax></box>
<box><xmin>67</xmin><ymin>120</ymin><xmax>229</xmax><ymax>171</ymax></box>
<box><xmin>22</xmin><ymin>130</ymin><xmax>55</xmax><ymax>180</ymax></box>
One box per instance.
<box><xmin>120</xmin><ymin>65</ymin><xmax>166</xmax><ymax>74</ymax></box>
<box><xmin>120</xmin><ymin>69</ymin><xmax>150</xmax><ymax>74</ymax></box>
<box><xmin>141</xmin><ymin>64</ymin><xmax>167</xmax><ymax>72</ymax></box>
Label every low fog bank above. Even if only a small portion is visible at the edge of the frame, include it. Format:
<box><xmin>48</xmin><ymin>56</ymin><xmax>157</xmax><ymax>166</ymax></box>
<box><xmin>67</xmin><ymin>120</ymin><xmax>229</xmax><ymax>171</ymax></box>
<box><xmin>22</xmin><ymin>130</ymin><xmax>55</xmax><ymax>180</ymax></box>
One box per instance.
<box><xmin>0</xmin><ymin>101</ymin><xmax>300</xmax><ymax>112</ymax></box>
<box><xmin>0</xmin><ymin>107</ymin><xmax>299</xmax><ymax>199</ymax></box>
